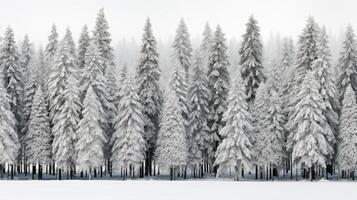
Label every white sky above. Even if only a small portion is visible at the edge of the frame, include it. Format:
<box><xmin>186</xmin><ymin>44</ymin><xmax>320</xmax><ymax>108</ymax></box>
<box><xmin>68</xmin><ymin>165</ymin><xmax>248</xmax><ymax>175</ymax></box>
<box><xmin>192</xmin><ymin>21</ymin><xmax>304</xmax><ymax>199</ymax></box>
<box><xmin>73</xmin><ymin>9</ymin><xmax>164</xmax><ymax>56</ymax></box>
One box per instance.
<box><xmin>0</xmin><ymin>0</ymin><xmax>356</xmax><ymax>45</ymax></box>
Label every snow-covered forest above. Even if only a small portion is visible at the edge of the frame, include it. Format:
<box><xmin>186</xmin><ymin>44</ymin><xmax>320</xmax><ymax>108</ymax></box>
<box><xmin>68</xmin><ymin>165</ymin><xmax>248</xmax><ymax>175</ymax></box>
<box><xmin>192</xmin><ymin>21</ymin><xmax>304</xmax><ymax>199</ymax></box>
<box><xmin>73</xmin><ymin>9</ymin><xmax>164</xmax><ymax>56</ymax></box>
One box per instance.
<box><xmin>0</xmin><ymin>8</ymin><xmax>356</xmax><ymax>182</ymax></box>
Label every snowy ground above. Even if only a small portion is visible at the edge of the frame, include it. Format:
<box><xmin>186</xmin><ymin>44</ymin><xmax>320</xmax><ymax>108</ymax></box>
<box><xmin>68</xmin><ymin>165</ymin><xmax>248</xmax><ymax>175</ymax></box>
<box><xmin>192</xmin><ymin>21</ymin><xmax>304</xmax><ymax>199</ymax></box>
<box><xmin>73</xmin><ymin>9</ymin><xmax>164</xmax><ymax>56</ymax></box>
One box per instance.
<box><xmin>1</xmin><ymin>180</ymin><xmax>356</xmax><ymax>200</ymax></box>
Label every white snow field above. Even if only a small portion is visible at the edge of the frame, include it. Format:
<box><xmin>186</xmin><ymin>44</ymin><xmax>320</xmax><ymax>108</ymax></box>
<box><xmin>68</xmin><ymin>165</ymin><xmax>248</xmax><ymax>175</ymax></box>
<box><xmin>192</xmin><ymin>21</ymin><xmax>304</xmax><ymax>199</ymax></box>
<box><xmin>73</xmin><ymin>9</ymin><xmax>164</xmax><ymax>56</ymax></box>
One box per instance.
<box><xmin>0</xmin><ymin>180</ymin><xmax>356</xmax><ymax>200</ymax></box>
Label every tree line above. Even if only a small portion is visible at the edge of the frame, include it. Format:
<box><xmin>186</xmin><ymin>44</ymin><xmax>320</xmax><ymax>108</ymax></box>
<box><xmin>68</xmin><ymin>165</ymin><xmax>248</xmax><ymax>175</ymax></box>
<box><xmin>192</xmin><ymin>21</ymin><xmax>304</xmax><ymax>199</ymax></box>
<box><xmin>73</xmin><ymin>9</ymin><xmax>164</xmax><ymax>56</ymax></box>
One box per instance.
<box><xmin>0</xmin><ymin>9</ymin><xmax>355</xmax><ymax>181</ymax></box>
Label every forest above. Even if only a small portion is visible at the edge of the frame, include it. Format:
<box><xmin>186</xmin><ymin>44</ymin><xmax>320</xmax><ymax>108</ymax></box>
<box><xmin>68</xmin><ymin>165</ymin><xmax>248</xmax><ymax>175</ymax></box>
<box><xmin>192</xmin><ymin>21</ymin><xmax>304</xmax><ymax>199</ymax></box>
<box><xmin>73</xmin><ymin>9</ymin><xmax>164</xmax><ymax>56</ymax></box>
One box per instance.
<box><xmin>0</xmin><ymin>8</ymin><xmax>355</xmax><ymax>182</ymax></box>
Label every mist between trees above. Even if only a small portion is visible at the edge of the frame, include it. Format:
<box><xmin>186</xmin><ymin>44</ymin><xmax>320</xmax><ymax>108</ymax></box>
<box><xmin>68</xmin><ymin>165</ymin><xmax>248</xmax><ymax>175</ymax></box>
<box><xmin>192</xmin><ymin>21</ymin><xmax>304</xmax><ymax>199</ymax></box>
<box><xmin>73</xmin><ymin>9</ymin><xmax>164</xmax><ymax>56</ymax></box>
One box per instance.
<box><xmin>0</xmin><ymin>8</ymin><xmax>355</xmax><ymax>181</ymax></box>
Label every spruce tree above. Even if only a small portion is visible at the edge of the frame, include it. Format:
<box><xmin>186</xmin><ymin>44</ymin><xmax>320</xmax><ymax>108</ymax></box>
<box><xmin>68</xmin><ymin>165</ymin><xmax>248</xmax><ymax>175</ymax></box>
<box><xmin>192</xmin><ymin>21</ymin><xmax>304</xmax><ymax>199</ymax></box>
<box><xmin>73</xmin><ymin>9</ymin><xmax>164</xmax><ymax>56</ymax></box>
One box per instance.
<box><xmin>44</xmin><ymin>24</ymin><xmax>58</xmax><ymax>61</ymax></box>
<box><xmin>111</xmin><ymin>77</ymin><xmax>146</xmax><ymax>177</ymax></box>
<box><xmin>200</xmin><ymin>23</ymin><xmax>213</xmax><ymax>66</ymax></box>
<box><xmin>76</xmin><ymin>85</ymin><xmax>106</xmax><ymax>178</ymax></box>
<box><xmin>336</xmin><ymin>85</ymin><xmax>357</xmax><ymax>172</ymax></box>
<box><xmin>214</xmin><ymin>78</ymin><xmax>254</xmax><ymax>181</ymax></box>
<box><xmin>22</xmin><ymin>71</ymin><xmax>39</xmax><ymax>140</ymax></box>
<box><xmin>78</xmin><ymin>25</ymin><xmax>90</xmax><ymax>69</ymax></box>
<box><xmin>26</xmin><ymin>87</ymin><xmax>52</xmax><ymax>167</ymax></box>
<box><xmin>155</xmin><ymin>89</ymin><xmax>188</xmax><ymax>180</ymax></box>
<box><xmin>287</xmin><ymin>72</ymin><xmax>335</xmax><ymax>180</ymax></box>
<box><xmin>172</xmin><ymin>19</ymin><xmax>192</xmax><ymax>81</ymax></box>
<box><xmin>337</xmin><ymin>25</ymin><xmax>357</xmax><ymax>98</ymax></box>
<box><xmin>188</xmin><ymin>52</ymin><xmax>210</xmax><ymax>171</ymax></box>
<box><xmin>207</xmin><ymin>25</ymin><xmax>230</xmax><ymax>166</ymax></box>
<box><xmin>93</xmin><ymin>8</ymin><xmax>114</xmax><ymax>73</ymax></box>
<box><xmin>239</xmin><ymin>15</ymin><xmax>265</xmax><ymax>103</ymax></box>
<box><xmin>19</xmin><ymin>35</ymin><xmax>33</xmax><ymax>80</ymax></box>
<box><xmin>136</xmin><ymin>18</ymin><xmax>163</xmax><ymax>176</ymax></box>
<box><xmin>0</xmin><ymin>77</ymin><xmax>19</xmax><ymax>169</ymax></box>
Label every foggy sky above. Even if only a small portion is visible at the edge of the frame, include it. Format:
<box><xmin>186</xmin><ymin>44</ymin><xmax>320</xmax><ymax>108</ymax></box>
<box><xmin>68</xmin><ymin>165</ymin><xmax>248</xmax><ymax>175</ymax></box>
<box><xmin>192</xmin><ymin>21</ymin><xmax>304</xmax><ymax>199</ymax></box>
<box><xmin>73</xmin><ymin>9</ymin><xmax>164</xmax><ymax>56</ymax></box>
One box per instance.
<box><xmin>0</xmin><ymin>0</ymin><xmax>356</xmax><ymax>45</ymax></box>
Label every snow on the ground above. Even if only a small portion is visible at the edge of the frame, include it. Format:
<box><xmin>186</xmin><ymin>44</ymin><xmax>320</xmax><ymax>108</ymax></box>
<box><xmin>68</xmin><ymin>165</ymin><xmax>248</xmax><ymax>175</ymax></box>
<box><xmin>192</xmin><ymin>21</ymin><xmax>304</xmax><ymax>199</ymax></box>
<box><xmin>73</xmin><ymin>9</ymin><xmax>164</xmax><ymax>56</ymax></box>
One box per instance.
<box><xmin>0</xmin><ymin>180</ymin><xmax>356</xmax><ymax>200</ymax></box>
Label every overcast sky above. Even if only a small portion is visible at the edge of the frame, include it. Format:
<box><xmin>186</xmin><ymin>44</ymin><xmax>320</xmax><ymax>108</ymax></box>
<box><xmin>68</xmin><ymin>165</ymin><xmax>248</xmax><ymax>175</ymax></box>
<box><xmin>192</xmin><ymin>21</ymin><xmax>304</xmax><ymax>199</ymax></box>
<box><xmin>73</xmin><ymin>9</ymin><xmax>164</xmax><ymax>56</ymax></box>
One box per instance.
<box><xmin>0</xmin><ymin>0</ymin><xmax>356</xmax><ymax>45</ymax></box>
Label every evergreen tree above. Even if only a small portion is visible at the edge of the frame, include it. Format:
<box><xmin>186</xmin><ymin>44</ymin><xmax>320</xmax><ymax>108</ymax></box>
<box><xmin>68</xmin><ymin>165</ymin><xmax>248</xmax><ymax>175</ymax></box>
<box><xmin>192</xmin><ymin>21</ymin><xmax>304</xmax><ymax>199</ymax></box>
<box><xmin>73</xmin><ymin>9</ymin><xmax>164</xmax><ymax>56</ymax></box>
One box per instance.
<box><xmin>111</xmin><ymin>77</ymin><xmax>146</xmax><ymax>176</ymax></box>
<box><xmin>287</xmin><ymin>72</ymin><xmax>335</xmax><ymax>180</ymax></box>
<box><xmin>44</xmin><ymin>24</ymin><xmax>58</xmax><ymax>61</ymax></box>
<box><xmin>200</xmin><ymin>23</ymin><xmax>213</xmax><ymax>66</ymax></box>
<box><xmin>136</xmin><ymin>18</ymin><xmax>163</xmax><ymax>175</ymax></box>
<box><xmin>313</xmin><ymin>26</ymin><xmax>339</xmax><ymax>148</ymax></box>
<box><xmin>155</xmin><ymin>89</ymin><xmax>188</xmax><ymax>180</ymax></box>
<box><xmin>63</xmin><ymin>28</ymin><xmax>76</xmax><ymax>57</ymax></box>
<box><xmin>172</xmin><ymin>19</ymin><xmax>192</xmax><ymax>81</ymax></box>
<box><xmin>19</xmin><ymin>35</ymin><xmax>33</xmax><ymax>80</ymax></box>
<box><xmin>337</xmin><ymin>25</ymin><xmax>357</xmax><ymax>98</ymax></box>
<box><xmin>0</xmin><ymin>78</ymin><xmax>20</xmax><ymax>167</ymax></box>
<box><xmin>188</xmin><ymin>52</ymin><xmax>210</xmax><ymax>169</ymax></box>
<box><xmin>78</xmin><ymin>25</ymin><xmax>90</xmax><ymax>69</ymax></box>
<box><xmin>336</xmin><ymin>85</ymin><xmax>357</xmax><ymax>172</ymax></box>
<box><xmin>76</xmin><ymin>85</ymin><xmax>106</xmax><ymax>177</ymax></box>
<box><xmin>207</xmin><ymin>25</ymin><xmax>230</xmax><ymax>166</ymax></box>
<box><xmin>26</xmin><ymin>87</ymin><xmax>52</xmax><ymax>166</ymax></box>
<box><xmin>239</xmin><ymin>15</ymin><xmax>265</xmax><ymax>103</ymax></box>
<box><xmin>214</xmin><ymin>78</ymin><xmax>254</xmax><ymax>181</ymax></box>
<box><xmin>93</xmin><ymin>8</ymin><xmax>114</xmax><ymax>73</ymax></box>
<box><xmin>0</xmin><ymin>27</ymin><xmax>23</xmax><ymax>138</ymax></box>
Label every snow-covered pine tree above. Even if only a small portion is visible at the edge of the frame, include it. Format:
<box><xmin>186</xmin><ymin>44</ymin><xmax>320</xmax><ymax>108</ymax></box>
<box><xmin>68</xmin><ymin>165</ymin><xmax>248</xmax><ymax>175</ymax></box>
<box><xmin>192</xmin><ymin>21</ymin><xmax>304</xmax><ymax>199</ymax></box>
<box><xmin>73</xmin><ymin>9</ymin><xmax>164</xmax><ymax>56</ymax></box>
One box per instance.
<box><xmin>336</xmin><ymin>85</ymin><xmax>357</xmax><ymax>173</ymax></box>
<box><xmin>26</xmin><ymin>86</ymin><xmax>52</xmax><ymax>177</ymax></box>
<box><xmin>0</xmin><ymin>27</ymin><xmax>23</xmax><ymax>140</ymax></box>
<box><xmin>214</xmin><ymin>78</ymin><xmax>254</xmax><ymax>181</ymax></box>
<box><xmin>172</xmin><ymin>19</ymin><xmax>192</xmax><ymax>81</ymax></box>
<box><xmin>111</xmin><ymin>77</ymin><xmax>146</xmax><ymax>178</ymax></box>
<box><xmin>78</xmin><ymin>25</ymin><xmax>90</xmax><ymax>69</ymax></box>
<box><xmin>155</xmin><ymin>89</ymin><xmax>188</xmax><ymax>180</ymax></box>
<box><xmin>119</xmin><ymin>64</ymin><xmax>128</xmax><ymax>84</ymax></box>
<box><xmin>207</xmin><ymin>25</ymin><xmax>230</xmax><ymax>167</ymax></box>
<box><xmin>63</xmin><ymin>28</ymin><xmax>76</xmax><ymax>57</ymax></box>
<box><xmin>44</xmin><ymin>24</ymin><xmax>58</xmax><ymax>61</ymax></box>
<box><xmin>136</xmin><ymin>18</ymin><xmax>163</xmax><ymax>176</ymax></box>
<box><xmin>200</xmin><ymin>22</ymin><xmax>213</xmax><ymax>66</ymax></box>
<box><xmin>19</xmin><ymin>35</ymin><xmax>33</xmax><ymax>81</ymax></box>
<box><xmin>76</xmin><ymin>85</ymin><xmax>106</xmax><ymax>179</ymax></box>
<box><xmin>93</xmin><ymin>8</ymin><xmax>114</xmax><ymax>73</ymax></box>
<box><xmin>0</xmin><ymin>76</ymin><xmax>19</xmax><ymax>176</ymax></box>
<box><xmin>188</xmin><ymin>52</ymin><xmax>210</xmax><ymax>174</ymax></box>
<box><xmin>287</xmin><ymin>71</ymin><xmax>335</xmax><ymax>180</ymax></box>
<box><xmin>337</xmin><ymin>25</ymin><xmax>357</xmax><ymax>98</ymax></box>
<box><xmin>239</xmin><ymin>15</ymin><xmax>265</xmax><ymax>103</ymax></box>
<box><xmin>312</xmin><ymin>26</ymin><xmax>339</xmax><ymax>150</ymax></box>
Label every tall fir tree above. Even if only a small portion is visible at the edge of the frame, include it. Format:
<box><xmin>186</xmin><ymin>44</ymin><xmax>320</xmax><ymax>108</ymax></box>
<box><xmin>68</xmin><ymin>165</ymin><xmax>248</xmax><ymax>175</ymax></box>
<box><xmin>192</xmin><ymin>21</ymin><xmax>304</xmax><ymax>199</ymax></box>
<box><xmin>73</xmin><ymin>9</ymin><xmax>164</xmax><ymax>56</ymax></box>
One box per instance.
<box><xmin>287</xmin><ymin>72</ymin><xmax>335</xmax><ymax>180</ymax></box>
<box><xmin>200</xmin><ymin>22</ymin><xmax>213</xmax><ymax>66</ymax></box>
<box><xmin>337</xmin><ymin>25</ymin><xmax>357</xmax><ymax>98</ymax></box>
<box><xmin>19</xmin><ymin>35</ymin><xmax>33</xmax><ymax>81</ymax></box>
<box><xmin>214</xmin><ymin>78</ymin><xmax>254</xmax><ymax>181</ymax></box>
<box><xmin>44</xmin><ymin>24</ymin><xmax>58</xmax><ymax>61</ymax></box>
<box><xmin>0</xmin><ymin>77</ymin><xmax>20</xmax><ymax>167</ymax></box>
<box><xmin>78</xmin><ymin>25</ymin><xmax>91</xmax><ymax>69</ymax></box>
<box><xmin>111</xmin><ymin>77</ymin><xmax>146</xmax><ymax>176</ymax></box>
<box><xmin>172</xmin><ymin>19</ymin><xmax>192</xmax><ymax>81</ymax></box>
<box><xmin>93</xmin><ymin>8</ymin><xmax>114</xmax><ymax>73</ymax></box>
<box><xmin>336</xmin><ymin>85</ymin><xmax>357</xmax><ymax>172</ymax></box>
<box><xmin>155</xmin><ymin>89</ymin><xmax>188</xmax><ymax>180</ymax></box>
<box><xmin>188</xmin><ymin>52</ymin><xmax>210</xmax><ymax>170</ymax></box>
<box><xmin>207</xmin><ymin>25</ymin><xmax>230</xmax><ymax>166</ymax></box>
<box><xmin>136</xmin><ymin>18</ymin><xmax>163</xmax><ymax>176</ymax></box>
<box><xmin>26</xmin><ymin>87</ymin><xmax>52</xmax><ymax>166</ymax></box>
<box><xmin>76</xmin><ymin>85</ymin><xmax>106</xmax><ymax>177</ymax></box>
<box><xmin>239</xmin><ymin>15</ymin><xmax>265</xmax><ymax>103</ymax></box>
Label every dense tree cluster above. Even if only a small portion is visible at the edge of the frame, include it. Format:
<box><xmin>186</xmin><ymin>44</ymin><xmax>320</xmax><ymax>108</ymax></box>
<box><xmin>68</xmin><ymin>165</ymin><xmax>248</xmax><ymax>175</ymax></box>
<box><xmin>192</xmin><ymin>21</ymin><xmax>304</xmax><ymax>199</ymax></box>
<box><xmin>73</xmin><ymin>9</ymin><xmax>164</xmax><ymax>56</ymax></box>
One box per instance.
<box><xmin>0</xmin><ymin>10</ymin><xmax>355</xmax><ymax>182</ymax></box>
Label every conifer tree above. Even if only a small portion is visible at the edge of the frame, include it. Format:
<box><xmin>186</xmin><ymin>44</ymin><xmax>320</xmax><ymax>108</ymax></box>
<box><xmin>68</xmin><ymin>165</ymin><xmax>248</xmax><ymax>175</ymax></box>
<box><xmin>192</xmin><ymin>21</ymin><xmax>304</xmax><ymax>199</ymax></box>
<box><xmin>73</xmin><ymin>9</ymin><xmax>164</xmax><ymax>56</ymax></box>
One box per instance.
<box><xmin>44</xmin><ymin>24</ymin><xmax>58</xmax><ymax>61</ymax></box>
<box><xmin>207</xmin><ymin>25</ymin><xmax>230</xmax><ymax>166</ymax></box>
<box><xmin>76</xmin><ymin>85</ymin><xmax>106</xmax><ymax>178</ymax></box>
<box><xmin>172</xmin><ymin>19</ymin><xmax>192</xmax><ymax>81</ymax></box>
<box><xmin>19</xmin><ymin>35</ymin><xmax>33</xmax><ymax>80</ymax></box>
<box><xmin>337</xmin><ymin>25</ymin><xmax>357</xmax><ymax>98</ymax></box>
<box><xmin>188</xmin><ymin>52</ymin><xmax>210</xmax><ymax>171</ymax></box>
<box><xmin>287</xmin><ymin>72</ymin><xmax>335</xmax><ymax>180</ymax></box>
<box><xmin>214</xmin><ymin>78</ymin><xmax>254</xmax><ymax>181</ymax></box>
<box><xmin>111</xmin><ymin>77</ymin><xmax>146</xmax><ymax>177</ymax></box>
<box><xmin>239</xmin><ymin>15</ymin><xmax>265</xmax><ymax>103</ymax></box>
<box><xmin>155</xmin><ymin>89</ymin><xmax>188</xmax><ymax>180</ymax></box>
<box><xmin>22</xmin><ymin>71</ymin><xmax>39</xmax><ymax>139</ymax></box>
<box><xmin>78</xmin><ymin>25</ymin><xmax>90</xmax><ymax>69</ymax></box>
<box><xmin>200</xmin><ymin>23</ymin><xmax>213</xmax><ymax>65</ymax></box>
<box><xmin>136</xmin><ymin>18</ymin><xmax>163</xmax><ymax>176</ymax></box>
<box><xmin>0</xmin><ymin>77</ymin><xmax>19</xmax><ymax>172</ymax></box>
<box><xmin>313</xmin><ymin>26</ymin><xmax>339</xmax><ymax>146</ymax></box>
<box><xmin>336</xmin><ymin>85</ymin><xmax>357</xmax><ymax>172</ymax></box>
<box><xmin>93</xmin><ymin>8</ymin><xmax>114</xmax><ymax>73</ymax></box>
<box><xmin>26</xmin><ymin>87</ymin><xmax>52</xmax><ymax>170</ymax></box>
